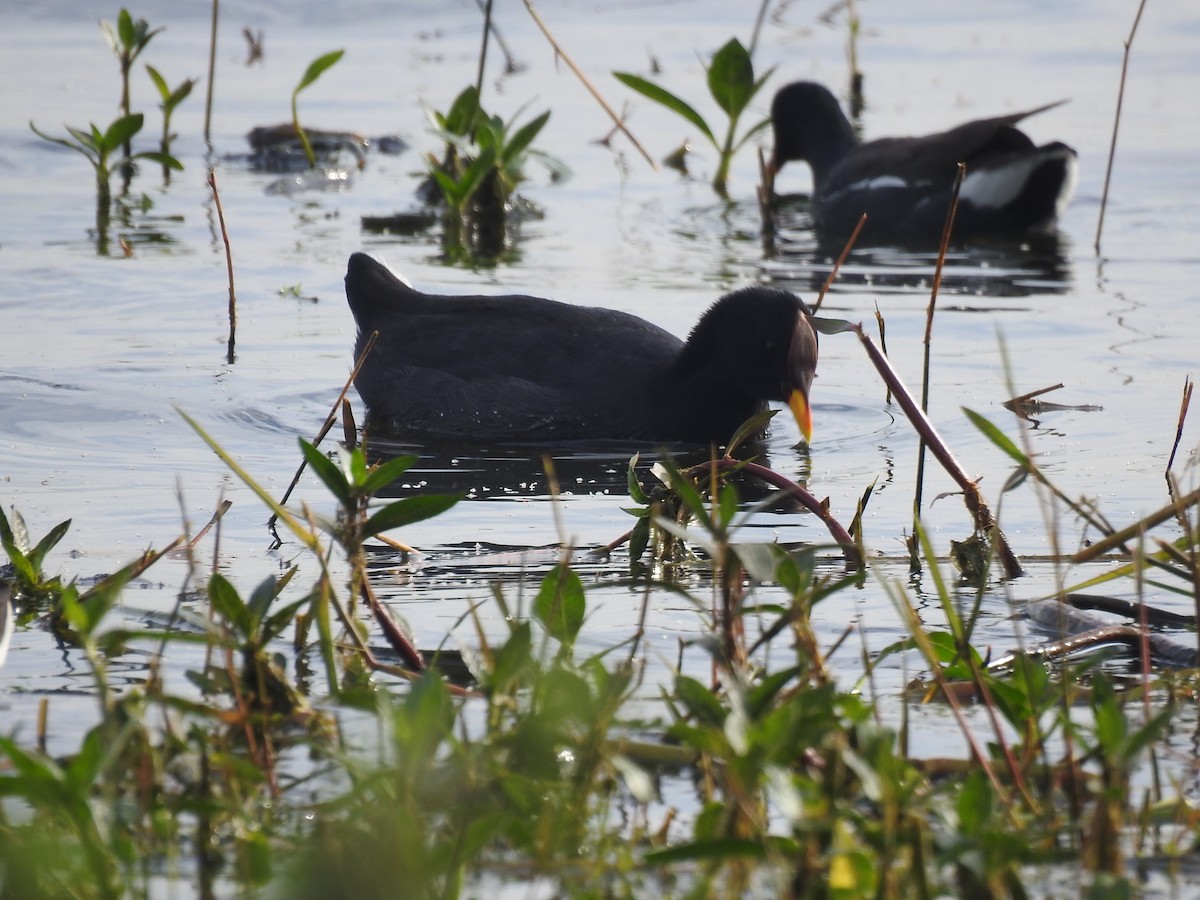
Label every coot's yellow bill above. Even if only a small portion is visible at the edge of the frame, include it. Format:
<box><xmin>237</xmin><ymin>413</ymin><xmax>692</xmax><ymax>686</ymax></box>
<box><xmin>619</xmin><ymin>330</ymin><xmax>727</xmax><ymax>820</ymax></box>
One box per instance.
<box><xmin>788</xmin><ymin>389</ymin><xmax>812</xmax><ymax>442</ymax></box>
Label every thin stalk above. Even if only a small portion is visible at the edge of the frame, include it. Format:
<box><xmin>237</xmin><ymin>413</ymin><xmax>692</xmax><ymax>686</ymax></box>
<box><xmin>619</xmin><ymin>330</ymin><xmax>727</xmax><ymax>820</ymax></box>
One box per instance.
<box><xmin>472</xmin><ymin>0</ymin><xmax>493</xmax><ymax>140</ymax></box>
<box><xmin>757</xmin><ymin>147</ymin><xmax>776</xmax><ymax>252</ymax></box>
<box><xmin>855</xmin><ymin>326</ymin><xmax>1023</xmax><ymax>578</ymax></box>
<box><xmin>1165</xmin><ymin>376</ymin><xmax>1193</xmax><ymax>476</ymax></box>
<box><xmin>747</xmin><ymin>0</ymin><xmax>771</xmax><ymax>57</ymax></box>
<box><xmin>874</xmin><ymin>305</ymin><xmax>890</xmax><ymax>403</ymax></box>
<box><xmin>205</xmin><ymin>0</ymin><xmax>218</xmax><ymax>141</ymax></box>
<box><xmin>270</xmin><ymin>331</ymin><xmax>378</xmax><ymax>529</ymax></box>
<box><xmin>1094</xmin><ymin>0</ymin><xmax>1147</xmax><ymax>255</ymax></box>
<box><xmin>1071</xmin><ymin>485</ymin><xmax>1200</xmax><ymax>563</ymax></box>
<box><xmin>522</xmin><ymin>0</ymin><xmax>657</xmax><ymax>171</ymax></box>
<box><xmin>911</xmin><ymin>162</ymin><xmax>965</xmax><ymax>572</ymax></box>
<box><xmin>814</xmin><ymin>213</ymin><xmax>866</xmax><ymax>312</ymax></box>
<box><xmin>473</xmin><ymin>0</ymin><xmax>519</xmax><ymax>73</ymax></box>
<box><xmin>692</xmin><ymin>458</ymin><xmax>861</xmax><ymax>568</ymax></box>
<box><xmin>206</xmin><ymin>170</ymin><xmax>237</xmax><ymax>363</ymax></box>
<box><xmin>713</xmin><ymin>115</ymin><xmax>738</xmax><ymax>196</ymax></box>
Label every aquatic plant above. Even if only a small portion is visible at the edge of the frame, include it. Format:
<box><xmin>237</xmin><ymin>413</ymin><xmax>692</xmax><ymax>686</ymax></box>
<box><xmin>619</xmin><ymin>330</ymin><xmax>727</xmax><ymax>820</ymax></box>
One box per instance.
<box><xmin>424</xmin><ymin>85</ymin><xmax>562</xmax><ymax>261</ymax></box>
<box><xmin>291</xmin><ymin>49</ymin><xmax>345</xmax><ymax>168</ymax></box>
<box><xmin>1</xmin><ymin>395</ymin><xmax>1197</xmax><ymax>897</ymax></box>
<box><xmin>29</xmin><ymin>114</ymin><xmax>181</xmax><ymax>237</ymax></box>
<box><xmin>145</xmin><ymin>65</ymin><xmax>195</xmax><ymax>181</ymax></box>
<box><xmin>0</xmin><ymin>506</ymin><xmax>68</xmax><ymax>603</ymax></box>
<box><xmin>100</xmin><ymin>8</ymin><xmax>163</xmax><ymax>160</ymax></box>
<box><xmin>615</xmin><ymin>37</ymin><xmax>773</xmax><ymax>196</ymax></box>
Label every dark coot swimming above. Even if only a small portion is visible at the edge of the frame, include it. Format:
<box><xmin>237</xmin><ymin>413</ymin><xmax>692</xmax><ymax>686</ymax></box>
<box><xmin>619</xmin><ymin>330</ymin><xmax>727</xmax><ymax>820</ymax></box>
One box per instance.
<box><xmin>345</xmin><ymin>252</ymin><xmax>817</xmax><ymax>445</ymax></box>
<box><xmin>769</xmin><ymin>81</ymin><xmax>1077</xmax><ymax>246</ymax></box>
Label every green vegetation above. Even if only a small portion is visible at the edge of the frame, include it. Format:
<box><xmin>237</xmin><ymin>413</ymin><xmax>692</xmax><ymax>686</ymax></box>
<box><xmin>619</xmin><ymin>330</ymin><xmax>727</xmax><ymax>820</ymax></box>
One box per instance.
<box><xmin>100</xmin><ymin>8</ymin><xmax>163</xmax><ymax>160</ymax></box>
<box><xmin>291</xmin><ymin>49</ymin><xmax>345</xmax><ymax>168</ymax></box>
<box><xmin>30</xmin><ymin>8</ymin><xmax>186</xmax><ymax>253</ymax></box>
<box><xmin>422</xmin><ymin>85</ymin><xmax>563</xmax><ymax>263</ymax></box>
<box><xmin>29</xmin><ymin>114</ymin><xmax>180</xmax><ymax>245</ymax></box>
<box><xmin>2</xmin><ymin>394</ymin><xmax>1198</xmax><ymax>896</ymax></box>
<box><xmin>616</xmin><ymin>38</ymin><xmax>774</xmax><ymax>196</ymax></box>
<box><xmin>145</xmin><ymin>65</ymin><xmax>195</xmax><ymax>180</ymax></box>
<box><xmin>11</xmin><ymin>4</ymin><xmax>1200</xmax><ymax>898</ymax></box>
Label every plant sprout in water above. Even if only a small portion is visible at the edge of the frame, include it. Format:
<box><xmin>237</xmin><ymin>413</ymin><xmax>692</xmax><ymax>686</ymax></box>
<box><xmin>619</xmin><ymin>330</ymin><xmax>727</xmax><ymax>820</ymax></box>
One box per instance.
<box><xmin>292</xmin><ymin>49</ymin><xmax>345</xmax><ymax>169</ymax></box>
<box><xmin>424</xmin><ymin>85</ymin><xmax>565</xmax><ymax>262</ymax></box>
<box><xmin>29</xmin><ymin>114</ymin><xmax>181</xmax><ymax>247</ymax></box>
<box><xmin>146</xmin><ymin>65</ymin><xmax>195</xmax><ymax>181</ymax></box>
<box><xmin>100</xmin><ymin>8</ymin><xmax>164</xmax><ymax>161</ymax></box>
<box><xmin>616</xmin><ymin>37</ymin><xmax>774</xmax><ymax>196</ymax></box>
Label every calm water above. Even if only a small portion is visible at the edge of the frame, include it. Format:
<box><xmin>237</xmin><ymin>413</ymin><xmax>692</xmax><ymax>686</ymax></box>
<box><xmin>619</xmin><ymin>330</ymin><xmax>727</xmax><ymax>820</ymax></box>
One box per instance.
<box><xmin>2</xmin><ymin>0</ymin><xmax>1199</xmax><ymax>791</ymax></box>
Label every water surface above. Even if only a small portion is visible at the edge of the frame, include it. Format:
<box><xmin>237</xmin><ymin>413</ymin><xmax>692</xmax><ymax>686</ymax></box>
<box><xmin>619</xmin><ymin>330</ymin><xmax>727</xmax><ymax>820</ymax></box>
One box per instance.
<box><xmin>1</xmin><ymin>0</ymin><xmax>1198</xmax><ymax>794</ymax></box>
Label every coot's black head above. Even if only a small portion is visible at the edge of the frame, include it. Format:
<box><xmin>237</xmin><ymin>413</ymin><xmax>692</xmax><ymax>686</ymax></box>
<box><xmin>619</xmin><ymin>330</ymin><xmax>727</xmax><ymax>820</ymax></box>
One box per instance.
<box><xmin>770</xmin><ymin>81</ymin><xmax>858</xmax><ymax>184</ymax></box>
<box><xmin>676</xmin><ymin>286</ymin><xmax>818</xmax><ymax>441</ymax></box>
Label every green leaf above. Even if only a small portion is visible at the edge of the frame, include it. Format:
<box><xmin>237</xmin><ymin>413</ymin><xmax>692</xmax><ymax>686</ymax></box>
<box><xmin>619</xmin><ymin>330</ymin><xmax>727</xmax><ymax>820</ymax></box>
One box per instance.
<box><xmin>133</xmin><ymin>151</ymin><xmax>183</xmax><ymax>170</ymax></box>
<box><xmin>533</xmin><ymin>562</ymin><xmax>585</xmax><ymax>644</ymax></box>
<box><xmin>810</xmin><ymin>315</ymin><xmax>860</xmax><ymax>335</ymax></box>
<box><xmin>27</xmin><ymin>518</ymin><xmax>70</xmax><ymax>571</ymax></box>
<box><xmin>299</xmin><ymin>439</ymin><xmax>351</xmax><ymax>509</ymax></box>
<box><xmin>629</xmin><ymin>516</ymin><xmax>650</xmax><ymax>563</ymax></box>
<box><xmin>166</xmin><ymin>78</ymin><xmax>196</xmax><ymax>110</ymax></box>
<box><xmin>360</xmin><ymin>453</ymin><xmax>419</xmax><ymax>497</ymax></box>
<box><xmin>208</xmin><ymin>572</ymin><xmax>251</xmax><ymax>637</ymax></box>
<box><xmin>1</xmin><ymin>541</ymin><xmax>38</xmax><ymax>588</ymax></box>
<box><xmin>706</xmin><ymin>38</ymin><xmax>754</xmax><ymax>117</ymax></box>
<box><xmin>75</xmin><ymin>556</ymin><xmax>141</xmax><ymax>626</ymax></box>
<box><xmin>100</xmin><ymin>19</ymin><xmax>119</xmax><ymax>56</ymax></box>
<box><xmin>956</xmin><ymin>770</ymin><xmax>994</xmax><ymax>833</ymax></box>
<box><xmin>37</xmin><ymin>122</ymin><xmax>96</xmax><ymax>157</ymax></box>
<box><xmin>295</xmin><ymin>49</ymin><xmax>344</xmax><ymax>94</ymax></box>
<box><xmin>0</xmin><ymin>506</ymin><xmax>14</xmax><ymax>548</ymax></box>
<box><xmin>675</xmin><ymin>674</ymin><xmax>726</xmax><ymax>728</ymax></box>
<box><xmin>432</xmin><ymin>170</ymin><xmax>467</xmax><ymax>207</ymax></box>
<box><xmin>456</xmin><ymin>145</ymin><xmax>498</xmax><ymax>202</ymax></box>
<box><xmin>474</xmin><ymin>114</ymin><xmax>505</xmax><ymax>153</ymax></box>
<box><xmin>364</xmin><ymin>493</ymin><xmax>460</xmax><ymax>538</ymax></box>
<box><xmin>733</xmin><ymin>541</ymin><xmax>779</xmax><ymax>583</ymax></box>
<box><xmin>671</xmin><ymin>473</ymin><xmax>713</xmax><ymax>533</ymax></box>
<box><xmin>444</xmin><ymin>86</ymin><xmax>481</xmax><ymax>135</ymax></box>
<box><xmin>342</xmin><ymin>444</ymin><xmax>369</xmax><ymax>486</ymax></box>
<box><xmin>613</xmin><ymin>72</ymin><xmax>716</xmax><ymax>146</ymax></box>
<box><xmin>146</xmin><ymin>64</ymin><xmax>169</xmax><ymax>101</ymax></box>
<box><xmin>626</xmin><ymin>453</ymin><xmax>649</xmax><ymax>505</ymax></box>
<box><xmin>1122</xmin><ymin>707</ymin><xmax>1173</xmax><ymax>762</ymax></box>
<box><xmin>247</xmin><ymin>574</ymin><xmax>282</xmax><ymax>633</ymax></box>
<box><xmin>1092</xmin><ymin>679</ymin><xmax>1126</xmax><ymax>751</ymax></box>
<box><xmin>963</xmin><ymin>407</ymin><xmax>1030</xmax><ymax>467</ymax></box>
<box><xmin>57</xmin><ymin>584</ymin><xmax>94</xmax><ymax>638</ymax></box>
<box><xmin>726</xmin><ymin>408</ymin><xmax>776</xmax><ymax>455</ymax></box>
<box><xmin>117</xmin><ymin>8</ymin><xmax>135</xmax><ymax>50</ymax></box>
<box><xmin>260</xmin><ymin>595</ymin><xmax>312</xmax><ymax>644</ymax></box>
<box><xmin>717</xmin><ymin>482</ymin><xmax>738</xmax><ymax>529</ymax></box>
<box><xmin>745</xmin><ymin>665</ymin><xmax>802</xmax><ymax>718</ymax></box>
<box><xmin>501</xmin><ymin>110</ymin><xmax>550</xmax><ymax>167</ymax></box>
<box><xmin>644</xmin><ymin>838</ymin><xmax>767</xmax><ymax>864</ymax></box>
<box><xmin>101</xmin><ymin>113</ymin><xmax>145</xmax><ymax>152</ymax></box>
<box><xmin>490</xmin><ymin>620</ymin><xmax>533</xmax><ymax>688</ymax></box>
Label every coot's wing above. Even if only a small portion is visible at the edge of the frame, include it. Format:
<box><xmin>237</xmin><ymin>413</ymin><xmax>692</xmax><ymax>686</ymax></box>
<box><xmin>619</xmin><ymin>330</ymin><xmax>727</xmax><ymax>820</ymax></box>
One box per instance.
<box><xmin>345</xmin><ymin>253</ymin><xmax>684</xmax><ymax>441</ymax></box>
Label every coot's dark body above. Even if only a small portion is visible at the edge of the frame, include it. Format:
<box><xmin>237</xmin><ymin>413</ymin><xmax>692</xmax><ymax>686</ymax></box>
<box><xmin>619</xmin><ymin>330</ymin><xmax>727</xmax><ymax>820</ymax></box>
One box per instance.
<box><xmin>770</xmin><ymin>81</ymin><xmax>1077</xmax><ymax>246</ymax></box>
<box><xmin>345</xmin><ymin>253</ymin><xmax>816</xmax><ymax>445</ymax></box>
